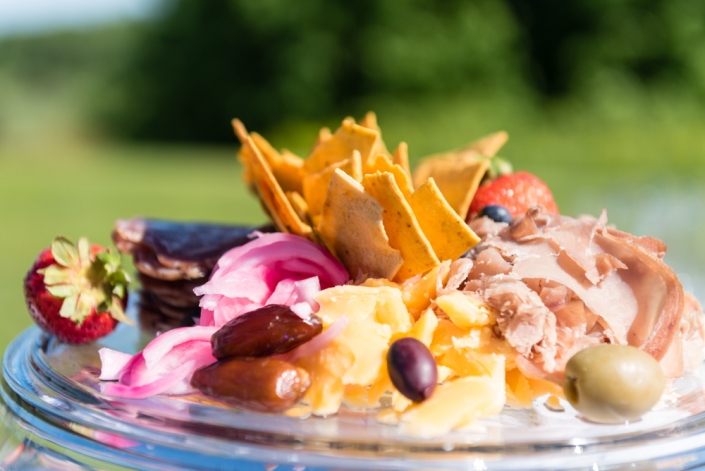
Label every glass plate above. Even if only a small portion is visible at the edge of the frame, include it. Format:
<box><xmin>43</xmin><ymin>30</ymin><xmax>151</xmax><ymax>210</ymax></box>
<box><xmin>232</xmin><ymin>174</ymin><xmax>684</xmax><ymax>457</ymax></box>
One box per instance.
<box><xmin>3</xmin><ymin>294</ymin><xmax>705</xmax><ymax>471</ymax></box>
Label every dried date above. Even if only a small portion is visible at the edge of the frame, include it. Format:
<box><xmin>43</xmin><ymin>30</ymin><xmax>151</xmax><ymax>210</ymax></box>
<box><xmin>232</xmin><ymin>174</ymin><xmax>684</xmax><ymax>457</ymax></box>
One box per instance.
<box><xmin>211</xmin><ymin>304</ymin><xmax>322</xmax><ymax>359</ymax></box>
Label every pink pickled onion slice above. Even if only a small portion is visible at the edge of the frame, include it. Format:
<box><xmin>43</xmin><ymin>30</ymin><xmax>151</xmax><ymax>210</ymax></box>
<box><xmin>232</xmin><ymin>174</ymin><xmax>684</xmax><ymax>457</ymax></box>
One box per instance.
<box><xmin>98</xmin><ymin>348</ymin><xmax>133</xmax><ymax>381</ymax></box>
<box><xmin>194</xmin><ymin>233</ymin><xmax>348</xmax><ymax>328</ymax></box>
<box><xmin>208</xmin><ymin>234</ymin><xmax>347</xmax><ymax>288</ymax></box>
<box><xmin>194</xmin><ymin>266</ymin><xmax>274</xmax><ymax>300</ymax></box>
<box><xmin>289</xmin><ymin>302</ymin><xmax>313</xmax><ymax>319</ymax></box>
<box><xmin>293</xmin><ymin>277</ymin><xmax>321</xmax><ymax>311</ymax></box>
<box><xmin>102</xmin><ymin>360</ymin><xmax>198</xmax><ymax>399</ymax></box>
<box><xmin>266</xmin><ymin>278</ymin><xmax>298</xmax><ymax>305</ymax></box>
<box><xmin>278</xmin><ymin>315</ymin><xmax>350</xmax><ymax>363</ymax></box>
<box><xmin>101</xmin><ymin>327</ymin><xmax>217</xmax><ymax>398</ymax></box>
<box><xmin>199</xmin><ymin>308</ymin><xmax>215</xmax><ymax>327</ymax></box>
<box><xmin>142</xmin><ymin>326</ymin><xmax>218</xmax><ymax>369</ymax></box>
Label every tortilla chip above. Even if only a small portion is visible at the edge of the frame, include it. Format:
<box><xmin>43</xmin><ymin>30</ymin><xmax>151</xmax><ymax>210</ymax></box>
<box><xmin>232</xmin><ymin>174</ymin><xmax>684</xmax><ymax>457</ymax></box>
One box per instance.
<box><xmin>466</xmin><ymin>131</ymin><xmax>508</xmax><ymax>157</ymax></box>
<box><xmin>305</xmin><ymin>120</ymin><xmax>379</xmax><ymax>175</ymax></box>
<box><xmin>365</xmin><ymin>154</ymin><xmax>413</xmax><ymax>198</ymax></box>
<box><xmin>231</xmin><ymin>118</ymin><xmax>249</xmax><ymax>144</ymax></box>
<box><xmin>250</xmin><ymin>132</ymin><xmax>280</xmax><ymax>166</ymax></box>
<box><xmin>392</xmin><ymin>142</ymin><xmax>411</xmax><ymax>180</ymax></box>
<box><xmin>358</xmin><ymin>111</ymin><xmax>378</xmax><ymax>131</ymax></box>
<box><xmin>412</xmin><ymin>130</ymin><xmax>508</xmax><ymax>188</ymax></box>
<box><xmin>232</xmin><ymin>119</ymin><xmax>256</xmax><ymax>191</ymax></box>
<box><xmin>408</xmin><ymin>178</ymin><xmax>481</xmax><ymax>261</ymax></box>
<box><xmin>303</xmin><ymin>150</ymin><xmax>363</xmax><ymax>216</ymax></box>
<box><xmin>362</xmin><ymin>172</ymin><xmax>439</xmax><ymax>281</ymax></box>
<box><xmin>232</xmin><ymin>119</ymin><xmax>304</xmax><ymax>194</ymax></box>
<box><xmin>243</xmin><ymin>136</ymin><xmax>314</xmax><ymax>240</ymax></box>
<box><xmin>312</xmin><ymin>127</ymin><xmax>332</xmax><ymax>151</ymax></box>
<box><xmin>274</xmin><ymin>149</ymin><xmax>304</xmax><ymax>194</ymax></box>
<box><xmin>237</xmin><ymin>150</ymin><xmax>256</xmax><ymax>192</ymax></box>
<box><xmin>318</xmin><ymin>169</ymin><xmax>403</xmax><ymax>280</ymax></box>
<box><xmin>246</xmin><ymin>133</ymin><xmax>304</xmax><ymax>194</ymax></box>
<box><xmin>286</xmin><ymin>191</ymin><xmax>311</xmax><ymax>224</ymax></box>
<box><xmin>414</xmin><ymin>157</ymin><xmax>489</xmax><ymax>220</ymax></box>
<box><xmin>359</xmin><ymin>111</ymin><xmax>391</xmax><ymax>157</ymax></box>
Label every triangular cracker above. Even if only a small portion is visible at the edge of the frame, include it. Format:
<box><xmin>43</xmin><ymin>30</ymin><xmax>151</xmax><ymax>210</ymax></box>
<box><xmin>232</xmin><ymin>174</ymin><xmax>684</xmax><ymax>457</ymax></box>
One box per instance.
<box><xmin>304</xmin><ymin>150</ymin><xmax>363</xmax><ymax>216</ymax></box>
<box><xmin>305</xmin><ymin>119</ymin><xmax>379</xmax><ymax>175</ymax></box>
<box><xmin>243</xmin><ymin>136</ymin><xmax>314</xmax><ymax>240</ymax></box>
<box><xmin>408</xmin><ymin>178</ymin><xmax>481</xmax><ymax>261</ymax></box>
<box><xmin>365</xmin><ymin>154</ymin><xmax>413</xmax><ymax>198</ymax></box>
<box><xmin>362</xmin><ymin>172</ymin><xmax>439</xmax><ymax>281</ymax></box>
<box><xmin>318</xmin><ymin>170</ymin><xmax>403</xmax><ymax>280</ymax></box>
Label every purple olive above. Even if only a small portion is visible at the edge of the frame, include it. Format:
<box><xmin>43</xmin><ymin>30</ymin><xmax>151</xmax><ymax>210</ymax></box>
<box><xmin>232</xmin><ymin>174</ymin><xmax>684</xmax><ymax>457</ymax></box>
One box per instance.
<box><xmin>387</xmin><ymin>338</ymin><xmax>438</xmax><ymax>402</ymax></box>
<box><xmin>211</xmin><ymin>304</ymin><xmax>322</xmax><ymax>360</ymax></box>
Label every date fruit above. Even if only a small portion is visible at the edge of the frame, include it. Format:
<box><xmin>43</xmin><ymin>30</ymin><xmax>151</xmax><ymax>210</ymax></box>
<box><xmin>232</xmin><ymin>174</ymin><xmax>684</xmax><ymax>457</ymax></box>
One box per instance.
<box><xmin>211</xmin><ymin>304</ymin><xmax>322</xmax><ymax>360</ymax></box>
<box><xmin>191</xmin><ymin>357</ymin><xmax>310</xmax><ymax>413</ymax></box>
<box><xmin>387</xmin><ymin>337</ymin><xmax>437</xmax><ymax>402</ymax></box>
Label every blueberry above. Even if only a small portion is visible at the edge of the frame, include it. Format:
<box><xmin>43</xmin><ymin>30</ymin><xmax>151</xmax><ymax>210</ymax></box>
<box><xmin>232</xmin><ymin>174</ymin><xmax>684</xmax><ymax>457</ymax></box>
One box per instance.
<box><xmin>478</xmin><ymin>205</ymin><xmax>512</xmax><ymax>223</ymax></box>
<box><xmin>387</xmin><ymin>338</ymin><xmax>437</xmax><ymax>402</ymax></box>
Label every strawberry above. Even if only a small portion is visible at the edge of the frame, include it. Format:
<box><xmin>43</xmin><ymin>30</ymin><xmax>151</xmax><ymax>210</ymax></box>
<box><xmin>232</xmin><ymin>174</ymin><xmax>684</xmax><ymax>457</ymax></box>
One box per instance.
<box><xmin>468</xmin><ymin>171</ymin><xmax>559</xmax><ymax>219</ymax></box>
<box><xmin>24</xmin><ymin>236</ymin><xmax>132</xmax><ymax>344</ymax></box>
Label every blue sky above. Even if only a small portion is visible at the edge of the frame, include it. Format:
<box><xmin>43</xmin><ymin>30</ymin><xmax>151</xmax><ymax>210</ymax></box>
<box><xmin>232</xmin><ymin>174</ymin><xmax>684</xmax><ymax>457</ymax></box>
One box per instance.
<box><xmin>0</xmin><ymin>0</ymin><xmax>159</xmax><ymax>37</ymax></box>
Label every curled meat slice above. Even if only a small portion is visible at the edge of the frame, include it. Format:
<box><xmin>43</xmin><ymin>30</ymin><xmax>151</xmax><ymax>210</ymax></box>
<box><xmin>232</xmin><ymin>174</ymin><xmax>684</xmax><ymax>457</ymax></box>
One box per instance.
<box><xmin>468</xmin><ymin>207</ymin><xmax>690</xmax><ymax>378</ymax></box>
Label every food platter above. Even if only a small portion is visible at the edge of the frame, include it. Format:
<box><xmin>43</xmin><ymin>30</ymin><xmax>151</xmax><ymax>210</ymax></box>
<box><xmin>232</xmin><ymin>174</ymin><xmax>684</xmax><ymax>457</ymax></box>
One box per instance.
<box><xmin>3</xmin><ymin>294</ymin><xmax>705</xmax><ymax>470</ymax></box>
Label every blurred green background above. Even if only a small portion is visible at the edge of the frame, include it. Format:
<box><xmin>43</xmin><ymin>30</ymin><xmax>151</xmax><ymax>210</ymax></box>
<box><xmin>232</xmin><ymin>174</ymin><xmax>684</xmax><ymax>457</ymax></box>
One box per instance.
<box><xmin>2</xmin><ymin>0</ymin><xmax>705</xmax><ymax>352</ymax></box>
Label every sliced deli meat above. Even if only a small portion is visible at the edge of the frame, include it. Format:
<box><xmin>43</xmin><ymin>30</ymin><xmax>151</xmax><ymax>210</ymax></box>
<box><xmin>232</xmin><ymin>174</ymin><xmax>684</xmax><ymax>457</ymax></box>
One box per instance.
<box><xmin>466</xmin><ymin>207</ymin><xmax>693</xmax><ymax>379</ymax></box>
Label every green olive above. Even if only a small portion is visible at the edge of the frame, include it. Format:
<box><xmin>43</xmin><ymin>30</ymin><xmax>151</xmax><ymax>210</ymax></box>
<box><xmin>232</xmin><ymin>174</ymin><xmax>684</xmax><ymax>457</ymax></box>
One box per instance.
<box><xmin>563</xmin><ymin>344</ymin><xmax>666</xmax><ymax>424</ymax></box>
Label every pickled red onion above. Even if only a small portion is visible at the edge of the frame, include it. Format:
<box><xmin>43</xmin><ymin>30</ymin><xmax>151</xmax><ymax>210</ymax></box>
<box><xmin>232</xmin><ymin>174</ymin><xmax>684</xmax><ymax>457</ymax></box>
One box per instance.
<box><xmin>195</xmin><ymin>233</ymin><xmax>348</xmax><ymax>327</ymax></box>
<box><xmin>100</xmin><ymin>326</ymin><xmax>217</xmax><ymax>399</ymax></box>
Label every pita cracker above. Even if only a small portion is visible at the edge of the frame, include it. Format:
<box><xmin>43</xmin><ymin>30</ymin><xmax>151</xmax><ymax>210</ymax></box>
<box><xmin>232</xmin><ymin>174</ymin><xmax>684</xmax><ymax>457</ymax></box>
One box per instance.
<box><xmin>362</xmin><ymin>172</ymin><xmax>439</xmax><ymax>281</ymax></box>
<box><xmin>318</xmin><ymin>169</ymin><xmax>403</xmax><ymax>280</ymax></box>
<box><xmin>303</xmin><ymin>150</ymin><xmax>363</xmax><ymax>216</ymax></box>
<box><xmin>243</xmin><ymin>136</ymin><xmax>314</xmax><ymax>240</ymax></box>
<box><xmin>305</xmin><ymin>120</ymin><xmax>379</xmax><ymax>175</ymax></box>
<box><xmin>408</xmin><ymin>178</ymin><xmax>480</xmax><ymax>261</ymax></box>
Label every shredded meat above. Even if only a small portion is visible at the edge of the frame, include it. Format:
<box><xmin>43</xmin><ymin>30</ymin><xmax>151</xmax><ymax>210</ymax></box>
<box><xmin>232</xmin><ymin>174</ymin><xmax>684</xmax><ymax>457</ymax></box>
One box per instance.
<box><xmin>482</xmin><ymin>275</ymin><xmax>557</xmax><ymax>372</ymax></box>
<box><xmin>465</xmin><ymin>206</ymin><xmax>696</xmax><ymax>379</ymax></box>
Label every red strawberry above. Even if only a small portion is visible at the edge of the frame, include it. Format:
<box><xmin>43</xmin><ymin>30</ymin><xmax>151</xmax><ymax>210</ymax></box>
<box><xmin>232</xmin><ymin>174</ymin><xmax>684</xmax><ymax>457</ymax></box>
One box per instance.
<box><xmin>468</xmin><ymin>171</ymin><xmax>559</xmax><ymax>219</ymax></box>
<box><xmin>24</xmin><ymin>237</ymin><xmax>132</xmax><ymax>344</ymax></box>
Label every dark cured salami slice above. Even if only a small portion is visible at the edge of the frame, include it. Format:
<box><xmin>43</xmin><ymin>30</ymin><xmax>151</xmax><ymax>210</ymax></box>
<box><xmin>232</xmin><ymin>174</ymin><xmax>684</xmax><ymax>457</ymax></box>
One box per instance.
<box><xmin>113</xmin><ymin>218</ymin><xmax>274</xmax><ymax>280</ymax></box>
